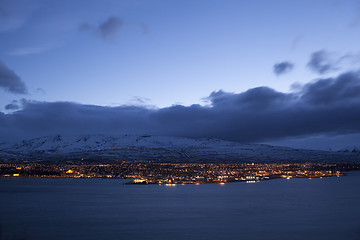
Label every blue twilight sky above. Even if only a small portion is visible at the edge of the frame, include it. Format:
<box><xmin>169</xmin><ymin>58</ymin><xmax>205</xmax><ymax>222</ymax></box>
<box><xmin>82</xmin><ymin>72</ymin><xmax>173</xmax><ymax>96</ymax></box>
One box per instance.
<box><xmin>1</xmin><ymin>0</ymin><xmax>360</xmax><ymax>149</ymax></box>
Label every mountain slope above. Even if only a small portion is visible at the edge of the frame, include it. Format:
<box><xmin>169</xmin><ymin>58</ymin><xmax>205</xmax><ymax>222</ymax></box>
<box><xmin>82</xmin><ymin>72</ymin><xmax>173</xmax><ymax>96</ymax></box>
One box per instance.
<box><xmin>1</xmin><ymin>134</ymin><xmax>359</xmax><ymax>163</ymax></box>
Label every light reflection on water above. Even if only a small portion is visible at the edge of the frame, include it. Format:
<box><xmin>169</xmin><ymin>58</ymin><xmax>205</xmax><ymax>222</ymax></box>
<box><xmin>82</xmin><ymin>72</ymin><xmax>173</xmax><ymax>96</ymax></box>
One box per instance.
<box><xmin>1</xmin><ymin>172</ymin><xmax>360</xmax><ymax>240</ymax></box>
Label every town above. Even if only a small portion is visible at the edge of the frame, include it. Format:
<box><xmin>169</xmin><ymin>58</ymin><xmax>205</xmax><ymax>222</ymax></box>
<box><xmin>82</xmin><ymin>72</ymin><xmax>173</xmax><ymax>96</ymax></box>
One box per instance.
<box><xmin>1</xmin><ymin>161</ymin><xmax>359</xmax><ymax>185</ymax></box>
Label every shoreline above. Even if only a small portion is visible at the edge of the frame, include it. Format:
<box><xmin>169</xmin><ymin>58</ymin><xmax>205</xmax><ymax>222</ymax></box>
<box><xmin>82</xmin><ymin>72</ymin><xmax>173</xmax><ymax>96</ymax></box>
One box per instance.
<box><xmin>1</xmin><ymin>161</ymin><xmax>358</xmax><ymax>185</ymax></box>
<box><xmin>0</xmin><ymin>171</ymin><xmax>349</xmax><ymax>185</ymax></box>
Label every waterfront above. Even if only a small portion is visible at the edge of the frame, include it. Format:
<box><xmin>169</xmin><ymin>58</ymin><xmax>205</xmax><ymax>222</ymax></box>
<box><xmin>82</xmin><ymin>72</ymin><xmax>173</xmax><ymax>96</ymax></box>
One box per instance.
<box><xmin>1</xmin><ymin>171</ymin><xmax>360</xmax><ymax>240</ymax></box>
<box><xmin>2</xmin><ymin>162</ymin><xmax>358</xmax><ymax>184</ymax></box>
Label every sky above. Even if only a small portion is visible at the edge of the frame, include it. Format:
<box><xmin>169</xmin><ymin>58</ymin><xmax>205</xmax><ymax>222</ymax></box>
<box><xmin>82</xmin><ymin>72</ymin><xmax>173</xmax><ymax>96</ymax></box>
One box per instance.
<box><xmin>1</xmin><ymin>0</ymin><xmax>360</xmax><ymax>150</ymax></box>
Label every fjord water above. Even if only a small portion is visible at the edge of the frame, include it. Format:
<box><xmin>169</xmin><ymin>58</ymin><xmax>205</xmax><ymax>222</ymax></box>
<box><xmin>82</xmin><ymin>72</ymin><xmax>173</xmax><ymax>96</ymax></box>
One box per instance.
<box><xmin>1</xmin><ymin>172</ymin><xmax>360</xmax><ymax>240</ymax></box>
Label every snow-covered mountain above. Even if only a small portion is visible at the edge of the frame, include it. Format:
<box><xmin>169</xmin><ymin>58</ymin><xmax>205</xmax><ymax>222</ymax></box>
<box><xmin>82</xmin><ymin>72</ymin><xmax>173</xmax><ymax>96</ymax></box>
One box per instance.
<box><xmin>3</xmin><ymin>134</ymin><xmax>282</xmax><ymax>154</ymax></box>
<box><xmin>0</xmin><ymin>134</ymin><xmax>359</xmax><ymax>163</ymax></box>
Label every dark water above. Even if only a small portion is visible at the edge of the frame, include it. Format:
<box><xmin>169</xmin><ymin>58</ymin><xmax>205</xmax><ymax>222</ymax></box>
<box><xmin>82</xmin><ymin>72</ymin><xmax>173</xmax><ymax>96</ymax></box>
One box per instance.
<box><xmin>1</xmin><ymin>172</ymin><xmax>360</xmax><ymax>240</ymax></box>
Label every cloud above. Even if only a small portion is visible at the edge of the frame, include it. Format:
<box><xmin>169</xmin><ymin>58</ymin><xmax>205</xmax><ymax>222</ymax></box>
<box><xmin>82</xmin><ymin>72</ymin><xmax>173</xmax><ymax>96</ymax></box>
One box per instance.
<box><xmin>273</xmin><ymin>61</ymin><xmax>294</xmax><ymax>75</ymax></box>
<box><xmin>98</xmin><ymin>17</ymin><xmax>123</xmax><ymax>38</ymax></box>
<box><xmin>0</xmin><ymin>60</ymin><xmax>27</xmax><ymax>94</ymax></box>
<box><xmin>127</xmin><ymin>96</ymin><xmax>152</xmax><ymax>106</ymax></box>
<box><xmin>307</xmin><ymin>50</ymin><xmax>360</xmax><ymax>75</ymax></box>
<box><xmin>1</xmin><ymin>71</ymin><xmax>360</xmax><ymax>143</ymax></box>
<box><xmin>80</xmin><ymin>16</ymin><xmax>123</xmax><ymax>39</ymax></box>
<box><xmin>300</xmin><ymin>71</ymin><xmax>360</xmax><ymax>105</ymax></box>
<box><xmin>35</xmin><ymin>87</ymin><xmax>46</xmax><ymax>95</ymax></box>
<box><xmin>5</xmin><ymin>100</ymin><xmax>20</xmax><ymax>110</ymax></box>
<box><xmin>8</xmin><ymin>44</ymin><xmax>55</xmax><ymax>56</ymax></box>
<box><xmin>307</xmin><ymin>50</ymin><xmax>336</xmax><ymax>74</ymax></box>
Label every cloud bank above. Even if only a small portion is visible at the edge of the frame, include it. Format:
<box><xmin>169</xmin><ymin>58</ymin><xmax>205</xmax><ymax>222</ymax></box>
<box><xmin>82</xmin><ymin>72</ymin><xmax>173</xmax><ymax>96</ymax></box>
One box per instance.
<box><xmin>0</xmin><ymin>60</ymin><xmax>27</xmax><ymax>94</ymax></box>
<box><xmin>1</xmin><ymin>71</ymin><xmax>360</xmax><ymax>143</ymax></box>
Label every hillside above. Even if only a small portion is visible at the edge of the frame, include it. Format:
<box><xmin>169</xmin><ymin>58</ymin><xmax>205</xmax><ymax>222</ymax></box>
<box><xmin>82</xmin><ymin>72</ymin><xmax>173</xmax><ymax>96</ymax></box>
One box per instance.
<box><xmin>0</xmin><ymin>134</ymin><xmax>359</xmax><ymax>163</ymax></box>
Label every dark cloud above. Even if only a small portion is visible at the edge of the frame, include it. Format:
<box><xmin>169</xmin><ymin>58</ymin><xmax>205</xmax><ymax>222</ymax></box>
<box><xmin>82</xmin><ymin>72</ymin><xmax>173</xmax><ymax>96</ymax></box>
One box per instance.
<box><xmin>300</xmin><ymin>71</ymin><xmax>360</xmax><ymax>105</ymax></box>
<box><xmin>307</xmin><ymin>50</ymin><xmax>336</xmax><ymax>74</ymax></box>
<box><xmin>273</xmin><ymin>61</ymin><xmax>294</xmax><ymax>75</ymax></box>
<box><xmin>5</xmin><ymin>100</ymin><xmax>20</xmax><ymax>110</ymax></box>
<box><xmin>0</xmin><ymin>60</ymin><xmax>27</xmax><ymax>94</ymax></box>
<box><xmin>99</xmin><ymin>17</ymin><xmax>123</xmax><ymax>38</ymax></box>
<box><xmin>1</xmin><ymin>71</ymin><xmax>360</xmax><ymax>142</ymax></box>
<box><xmin>80</xmin><ymin>16</ymin><xmax>123</xmax><ymax>39</ymax></box>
